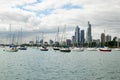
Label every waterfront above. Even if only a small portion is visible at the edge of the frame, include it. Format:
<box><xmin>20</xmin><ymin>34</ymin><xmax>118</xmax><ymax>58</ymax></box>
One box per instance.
<box><xmin>0</xmin><ymin>48</ymin><xmax>120</xmax><ymax>80</ymax></box>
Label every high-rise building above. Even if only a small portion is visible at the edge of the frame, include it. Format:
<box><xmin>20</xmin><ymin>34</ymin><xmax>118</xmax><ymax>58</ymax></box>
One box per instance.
<box><xmin>105</xmin><ymin>35</ymin><xmax>111</xmax><ymax>42</ymax></box>
<box><xmin>72</xmin><ymin>36</ymin><xmax>75</xmax><ymax>44</ymax></box>
<box><xmin>66</xmin><ymin>39</ymin><xmax>71</xmax><ymax>46</ymax></box>
<box><xmin>75</xmin><ymin>25</ymin><xmax>80</xmax><ymax>44</ymax></box>
<box><xmin>81</xmin><ymin>30</ymin><xmax>85</xmax><ymax>44</ymax></box>
<box><xmin>86</xmin><ymin>21</ymin><xmax>92</xmax><ymax>43</ymax></box>
<box><xmin>101</xmin><ymin>33</ymin><xmax>105</xmax><ymax>43</ymax></box>
<box><xmin>93</xmin><ymin>39</ymin><xmax>100</xmax><ymax>44</ymax></box>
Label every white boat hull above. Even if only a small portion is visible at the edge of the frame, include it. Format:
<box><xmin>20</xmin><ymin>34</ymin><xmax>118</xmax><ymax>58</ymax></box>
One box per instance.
<box><xmin>87</xmin><ymin>48</ymin><xmax>97</xmax><ymax>51</ymax></box>
<box><xmin>60</xmin><ymin>48</ymin><xmax>71</xmax><ymax>52</ymax></box>
<box><xmin>40</xmin><ymin>47</ymin><xmax>48</xmax><ymax>51</ymax></box>
<box><xmin>4</xmin><ymin>47</ymin><xmax>18</xmax><ymax>52</ymax></box>
<box><xmin>112</xmin><ymin>48</ymin><xmax>120</xmax><ymax>51</ymax></box>
<box><xmin>72</xmin><ymin>48</ymin><xmax>84</xmax><ymax>52</ymax></box>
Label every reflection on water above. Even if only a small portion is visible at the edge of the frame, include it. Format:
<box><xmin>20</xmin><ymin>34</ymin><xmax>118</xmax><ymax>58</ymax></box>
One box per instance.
<box><xmin>0</xmin><ymin>48</ymin><xmax>120</xmax><ymax>80</ymax></box>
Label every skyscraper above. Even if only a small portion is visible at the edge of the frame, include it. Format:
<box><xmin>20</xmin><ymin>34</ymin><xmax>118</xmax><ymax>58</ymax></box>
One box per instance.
<box><xmin>66</xmin><ymin>39</ymin><xmax>71</xmax><ymax>46</ymax></box>
<box><xmin>105</xmin><ymin>35</ymin><xmax>111</xmax><ymax>42</ymax></box>
<box><xmin>101</xmin><ymin>33</ymin><xmax>105</xmax><ymax>43</ymax></box>
<box><xmin>86</xmin><ymin>21</ymin><xmax>92</xmax><ymax>43</ymax></box>
<box><xmin>72</xmin><ymin>36</ymin><xmax>75</xmax><ymax>44</ymax></box>
<box><xmin>81</xmin><ymin>30</ymin><xmax>85</xmax><ymax>44</ymax></box>
<box><xmin>75</xmin><ymin>25</ymin><xmax>80</xmax><ymax>44</ymax></box>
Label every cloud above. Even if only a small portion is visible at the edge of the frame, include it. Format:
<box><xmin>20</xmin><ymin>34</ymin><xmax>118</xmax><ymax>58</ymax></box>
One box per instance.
<box><xmin>0</xmin><ymin>0</ymin><xmax>120</xmax><ymax>43</ymax></box>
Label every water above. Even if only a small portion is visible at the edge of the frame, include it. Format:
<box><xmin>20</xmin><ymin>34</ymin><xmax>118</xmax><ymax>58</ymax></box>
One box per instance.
<box><xmin>0</xmin><ymin>48</ymin><xmax>120</xmax><ymax>80</ymax></box>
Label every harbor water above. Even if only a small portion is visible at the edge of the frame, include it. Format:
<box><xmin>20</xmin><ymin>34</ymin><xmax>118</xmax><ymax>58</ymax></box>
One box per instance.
<box><xmin>0</xmin><ymin>47</ymin><xmax>120</xmax><ymax>80</ymax></box>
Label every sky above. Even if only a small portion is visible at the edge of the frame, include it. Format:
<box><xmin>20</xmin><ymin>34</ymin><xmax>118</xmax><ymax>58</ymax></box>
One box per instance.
<box><xmin>0</xmin><ymin>0</ymin><xmax>120</xmax><ymax>43</ymax></box>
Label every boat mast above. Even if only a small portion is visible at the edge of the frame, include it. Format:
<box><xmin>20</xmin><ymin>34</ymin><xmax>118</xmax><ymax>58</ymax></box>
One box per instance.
<box><xmin>104</xmin><ymin>29</ymin><xmax>106</xmax><ymax>47</ymax></box>
<box><xmin>41</xmin><ymin>32</ymin><xmax>44</xmax><ymax>46</ymax></box>
<box><xmin>117</xmin><ymin>38</ymin><xmax>119</xmax><ymax>48</ymax></box>
<box><xmin>9</xmin><ymin>24</ymin><xmax>11</xmax><ymax>45</ymax></box>
<box><xmin>63</xmin><ymin>25</ymin><xmax>67</xmax><ymax>46</ymax></box>
<box><xmin>12</xmin><ymin>33</ymin><xmax>15</xmax><ymax>45</ymax></box>
<box><xmin>57</xmin><ymin>27</ymin><xmax>59</xmax><ymax>43</ymax></box>
<box><xmin>21</xmin><ymin>27</ymin><xmax>22</xmax><ymax>45</ymax></box>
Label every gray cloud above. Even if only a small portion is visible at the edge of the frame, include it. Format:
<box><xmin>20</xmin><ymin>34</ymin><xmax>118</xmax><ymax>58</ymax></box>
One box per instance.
<box><xmin>0</xmin><ymin>0</ymin><xmax>120</xmax><ymax>42</ymax></box>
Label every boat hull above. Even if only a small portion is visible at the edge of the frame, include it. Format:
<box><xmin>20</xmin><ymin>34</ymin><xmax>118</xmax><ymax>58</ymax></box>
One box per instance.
<box><xmin>40</xmin><ymin>46</ymin><xmax>48</xmax><ymax>51</ymax></box>
<box><xmin>60</xmin><ymin>50</ymin><xmax>71</xmax><ymax>52</ymax></box>
<box><xmin>87</xmin><ymin>48</ymin><xmax>97</xmax><ymax>51</ymax></box>
<box><xmin>113</xmin><ymin>48</ymin><xmax>120</xmax><ymax>51</ymax></box>
<box><xmin>60</xmin><ymin>48</ymin><xmax>71</xmax><ymax>52</ymax></box>
<box><xmin>53</xmin><ymin>47</ymin><xmax>60</xmax><ymax>50</ymax></box>
<box><xmin>19</xmin><ymin>47</ymin><xmax>27</xmax><ymax>50</ymax></box>
<box><xmin>99</xmin><ymin>49</ymin><xmax>112</xmax><ymax>52</ymax></box>
<box><xmin>40</xmin><ymin>48</ymin><xmax>48</xmax><ymax>51</ymax></box>
<box><xmin>72</xmin><ymin>48</ymin><xmax>84</xmax><ymax>52</ymax></box>
<box><xmin>4</xmin><ymin>48</ymin><xmax>18</xmax><ymax>52</ymax></box>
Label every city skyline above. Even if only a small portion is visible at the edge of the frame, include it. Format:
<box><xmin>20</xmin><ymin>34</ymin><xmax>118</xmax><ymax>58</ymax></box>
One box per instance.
<box><xmin>0</xmin><ymin>0</ymin><xmax>120</xmax><ymax>43</ymax></box>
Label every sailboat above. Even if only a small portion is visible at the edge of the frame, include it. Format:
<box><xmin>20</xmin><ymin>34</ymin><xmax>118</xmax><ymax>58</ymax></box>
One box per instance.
<box><xmin>60</xmin><ymin>46</ymin><xmax>71</xmax><ymax>52</ymax></box>
<box><xmin>86</xmin><ymin>42</ymin><xmax>97</xmax><ymax>51</ymax></box>
<box><xmin>40</xmin><ymin>32</ymin><xmax>49</xmax><ymax>51</ymax></box>
<box><xmin>40</xmin><ymin>46</ymin><xmax>48</xmax><ymax>51</ymax></box>
<box><xmin>99</xmin><ymin>47</ymin><xmax>112</xmax><ymax>52</ymax></box>
<box><xmin>4</xmin><ymin>24</ymin><xmax>18</xmax><ymax>52</ymax></box>
<box><xmin>99</xmin><ymin>30</ymin><xmax>112</xmax><ymax>52</ymax></box>
<box><xmin>53</xmin><ymin>27</ymin><xmax>60</xmax><ymax>50</ymax></box>
<box><xmin>5</xmin><ymin>44</ymin><xmax>18</xmax><ymax>52</ymax></box>
<box><xmin>72</xmin><ymin>47</ymin><xmax>84</xmax><ymax>52</ymax></box>
<box><xmin>18</xmin><ymin>27</ymin><xmax>27</xmax><ymax>50</ymax></box>
<box><xmin>53</xmin><ymin>46</ymin><xmax>60</xmax><ymax>50</ymax></box>
<box><xmin>113</xmin><ymin>48</ymin><xmax>120</xmax><ymax>51</ymax></box>
<box><xmin>72</xmin><ymin>41</ymin><xmax>84</xmax><ymax>52</ymax></box>
<box><xmin>60</xmin><ymin>26</ymin><xmax>71</xmax><ymax>52</ymax></box>
<box><xmin>87</xmin><ymin>47</ymin><xmax>97</xmax><ymax>51</ymax></box>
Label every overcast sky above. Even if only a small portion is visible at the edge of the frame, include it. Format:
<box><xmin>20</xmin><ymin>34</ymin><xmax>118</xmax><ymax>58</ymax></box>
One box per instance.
<box><xmin>0</xmin><ymin>0</ymin><xmax>120</xmax><ymax>43</ymax></box>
